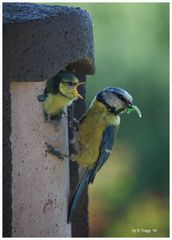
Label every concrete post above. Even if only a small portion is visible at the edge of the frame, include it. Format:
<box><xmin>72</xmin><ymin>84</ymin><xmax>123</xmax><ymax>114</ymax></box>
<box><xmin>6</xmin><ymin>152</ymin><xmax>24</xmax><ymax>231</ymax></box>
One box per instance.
<box><xmin>3</xmin><ymin>3</ymin><xmax>95</xmax><ymax>237</ymax></box>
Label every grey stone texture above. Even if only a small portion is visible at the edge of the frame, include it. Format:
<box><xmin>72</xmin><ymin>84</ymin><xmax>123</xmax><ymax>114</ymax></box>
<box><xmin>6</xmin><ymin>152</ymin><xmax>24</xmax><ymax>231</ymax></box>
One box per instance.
<box><xmin>11</xmin><ymin>82</ymin><xmax>71</xmax><ymax>237</ymax></box>
<box><xmin>3</xmin><ymin>3</ymin><xmax>95</xmax><ymax>81</ymax></box>
<box><xmin>3</xmin><ymin>3</ymin><xmax>95</xmax><ymax>237</ymax></box>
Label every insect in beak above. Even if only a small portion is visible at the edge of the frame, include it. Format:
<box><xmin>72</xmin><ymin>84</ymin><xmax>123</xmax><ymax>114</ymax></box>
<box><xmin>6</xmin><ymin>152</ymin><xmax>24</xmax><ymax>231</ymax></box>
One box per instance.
<box><xmin>127</xmin><ymin>104</ymin><xmax>142</xmax><ymax>118</ymax></box>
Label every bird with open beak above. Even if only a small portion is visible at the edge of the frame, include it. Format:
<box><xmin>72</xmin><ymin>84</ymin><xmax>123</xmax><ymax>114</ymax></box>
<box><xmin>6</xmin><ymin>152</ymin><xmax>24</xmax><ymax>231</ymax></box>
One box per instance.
<box><xmin>38</xmin><ymin>70</ymin><xmax>85</xmax><ymax>120</ymax></box>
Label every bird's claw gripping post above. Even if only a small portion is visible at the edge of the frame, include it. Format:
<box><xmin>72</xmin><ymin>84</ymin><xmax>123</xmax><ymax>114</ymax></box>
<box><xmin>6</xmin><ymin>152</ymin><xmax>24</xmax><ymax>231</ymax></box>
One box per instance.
<box><xmin>45</xmin><ymin>142</ymin><xmax>69</xmax><ymax>161</ymax></box>
<box><xmin>69</xmin><ymin>117</ymin><xmax>79</xmax><ymax>129</ymax></box>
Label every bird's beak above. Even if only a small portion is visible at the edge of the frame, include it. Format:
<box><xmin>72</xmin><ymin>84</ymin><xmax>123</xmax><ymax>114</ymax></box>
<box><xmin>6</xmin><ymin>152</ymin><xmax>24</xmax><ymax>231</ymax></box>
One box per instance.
<box><xmin>77</xmin><ymin>82</ymin><xmax>85</xmax><ymax>87</ymax></box>
<box><xmin>127</xmin><ymin>104</ymin><xmax>142</xmax><ymax>118</ymax></box>
<box><xmin>73</xmin><ymin>82</ymin><xmax>85</xmax><ymax>99</ymax></box>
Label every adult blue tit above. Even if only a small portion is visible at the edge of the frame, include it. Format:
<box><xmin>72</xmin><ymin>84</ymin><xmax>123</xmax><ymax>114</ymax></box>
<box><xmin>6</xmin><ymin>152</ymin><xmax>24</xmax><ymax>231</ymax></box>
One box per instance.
<box><xmin>38</xmin><ymin>70</ymin><xmax>85</xmax><ymax>120</ymax></box>
<box><xmin>67</xmin><ymin>87</ymin><xmax>142</xmax><ymax>222</ymax></box>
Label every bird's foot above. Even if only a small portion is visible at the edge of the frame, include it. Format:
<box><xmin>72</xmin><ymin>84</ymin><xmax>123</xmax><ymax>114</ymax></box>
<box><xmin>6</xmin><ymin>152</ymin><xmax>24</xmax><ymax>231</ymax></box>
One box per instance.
<box><xmin>61</xmin><ymin>109</ymin><xmax>67</xmax><ymax>118</ymax></box>
<box><xmin>45</xmin><ymin>142</ymin><xmax>69</xmax><ymax>161</ymax></box>
<box><xmin>73</xmin><ymin>118</ymin><xmax>79</xmax><ymax>127</ymax></box>
<box><xmin>69</xmin><ymin>118</ymin><xmax>79</xmax><ymax>129</ymax></box>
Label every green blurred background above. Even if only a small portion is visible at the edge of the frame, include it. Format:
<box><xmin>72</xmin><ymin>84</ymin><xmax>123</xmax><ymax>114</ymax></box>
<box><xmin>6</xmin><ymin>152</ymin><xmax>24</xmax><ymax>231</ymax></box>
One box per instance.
<box><xmin>51</xmin><ymin>3</ymin><xmax>169</xmax><ymax>237</ymax></box>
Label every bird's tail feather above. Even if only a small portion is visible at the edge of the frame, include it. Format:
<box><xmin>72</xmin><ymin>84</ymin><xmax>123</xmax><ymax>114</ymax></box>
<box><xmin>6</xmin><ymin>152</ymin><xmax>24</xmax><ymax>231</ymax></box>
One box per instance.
<box><xmin>68</xmin><ymin>168</ymin><xmax>91</xmax><ymax>223</ymax></box>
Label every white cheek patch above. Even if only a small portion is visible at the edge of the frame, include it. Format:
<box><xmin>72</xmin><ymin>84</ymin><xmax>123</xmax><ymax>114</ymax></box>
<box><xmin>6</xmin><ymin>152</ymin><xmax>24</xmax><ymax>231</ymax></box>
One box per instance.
<box><xmin>103</xmin><ymin>92</ymin><xmax>125</xmax><ymax>110</ymax></box>
<box><xmin>105</xmin><ymin>149</ymin><xmax>112</xmax><ymax>154</ymax></box>
<box><xmin>113</xmin><ymin>97</ymin><xmax>126</xmax><ymax>111</ymax></box>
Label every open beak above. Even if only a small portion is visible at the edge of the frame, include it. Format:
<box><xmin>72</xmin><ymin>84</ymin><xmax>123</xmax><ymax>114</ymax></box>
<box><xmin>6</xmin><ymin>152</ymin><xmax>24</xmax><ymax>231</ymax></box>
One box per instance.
<box><xmin>72</xmin><ymin>82</ymin><xmax>85</xmax><ymax>99</ymax></box>
<box><xmin>127</xmin><ymin>104</ymin><xmax>142</xmax><ymax>118</ymax></box>
<box><xmin>77</xmin><ymin>82</ymin><xmax>85</xmax><ymax>87</ymax></box>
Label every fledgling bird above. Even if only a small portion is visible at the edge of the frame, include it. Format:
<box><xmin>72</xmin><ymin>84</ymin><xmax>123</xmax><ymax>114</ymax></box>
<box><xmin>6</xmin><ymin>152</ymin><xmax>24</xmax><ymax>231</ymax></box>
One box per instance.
<box><xmin>67</xmin><ymin>87</ymin><xmax>142</xmax><ymax>222</ymax></box>
<box><xmin>38</xmin><ymin>70</ymin><xmax>85</xmax><ymax>120</ymax></box>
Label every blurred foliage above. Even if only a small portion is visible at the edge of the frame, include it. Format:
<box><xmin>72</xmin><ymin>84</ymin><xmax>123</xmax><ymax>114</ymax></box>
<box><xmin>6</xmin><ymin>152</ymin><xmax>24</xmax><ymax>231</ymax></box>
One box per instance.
<box><xmin>48</xmin><ymin>2</ymin><xmax>169</xmax><ymax>237</ymax></box>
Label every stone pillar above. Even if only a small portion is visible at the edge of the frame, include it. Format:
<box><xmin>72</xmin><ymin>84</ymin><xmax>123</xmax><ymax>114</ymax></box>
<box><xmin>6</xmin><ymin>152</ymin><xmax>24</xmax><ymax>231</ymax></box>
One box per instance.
<box><xmin>3</xmin><ymin>3</ymin><xmax>95</xmax><ymax>237</ymax></box>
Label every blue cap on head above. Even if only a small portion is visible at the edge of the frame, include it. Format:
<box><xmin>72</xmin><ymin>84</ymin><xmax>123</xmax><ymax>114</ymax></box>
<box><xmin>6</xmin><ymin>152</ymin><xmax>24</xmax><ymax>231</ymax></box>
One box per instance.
<box><xmin>96</xmin><ymin>87</ymin><xmax>142</xmax><ymax>117</ymax></box>
<box><xmin>97</xmin><ymin>87</ymin><xmax>133</xmax><ymax>105</ymax></box>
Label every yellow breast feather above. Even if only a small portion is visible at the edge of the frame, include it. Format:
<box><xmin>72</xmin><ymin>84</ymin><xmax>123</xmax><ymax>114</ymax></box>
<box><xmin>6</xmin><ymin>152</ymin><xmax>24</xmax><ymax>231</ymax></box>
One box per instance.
<box><xmin>73</xmin><ymin>101</ymin><xmax>120</xmax><ymax>168</ymax></box>
<box><xmin>43</xmin><ymin>93</ymin><xmax>72</xmax><ymax>117</ymax></box>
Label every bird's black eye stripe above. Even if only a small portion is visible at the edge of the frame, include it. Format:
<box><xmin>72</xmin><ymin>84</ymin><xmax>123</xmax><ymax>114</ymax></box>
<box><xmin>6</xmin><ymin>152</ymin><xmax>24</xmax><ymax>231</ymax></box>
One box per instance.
<box><xmin>63</xmin><ymin>81</ymin><xmax>75</xmax><ymax>86</ymax></box>
<box><xmin>117</xmin><ymin>94</ymin><xmax>127</xmax><ymax>104</ymax></box>
<box><xmin>68</xmin><ymin>82</ymin><xmax>74</xmax><ymax>86</ymax></box>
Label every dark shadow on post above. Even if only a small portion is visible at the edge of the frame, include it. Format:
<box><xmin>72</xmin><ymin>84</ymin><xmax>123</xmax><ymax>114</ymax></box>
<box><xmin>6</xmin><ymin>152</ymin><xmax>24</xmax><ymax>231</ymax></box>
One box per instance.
<box><xmin>3</xmin><ymin>76</ymin><xmax>12</xmax><ymax>237</ymax></box>
<box><xmin>68</xmin><ymin>72</ymin><xmax>89</xmax><ymax>236</ymax></box>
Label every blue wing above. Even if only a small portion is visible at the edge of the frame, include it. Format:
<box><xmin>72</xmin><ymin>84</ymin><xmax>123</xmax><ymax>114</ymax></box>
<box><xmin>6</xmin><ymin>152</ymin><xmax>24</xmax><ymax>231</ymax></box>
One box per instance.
<box><xmin>88</xmin><ymin>125</ymin><xmax>118</xmax><ymax>183</ymax></box>
<box><xmin>67</xmin><ymin>168</ymin><xmax>92</xmax><ymax>223</ymax></box>
<box><xmin>67</xmin><ymin>125</ymin><xmax>118</xmax><ymax>222</ymax></box>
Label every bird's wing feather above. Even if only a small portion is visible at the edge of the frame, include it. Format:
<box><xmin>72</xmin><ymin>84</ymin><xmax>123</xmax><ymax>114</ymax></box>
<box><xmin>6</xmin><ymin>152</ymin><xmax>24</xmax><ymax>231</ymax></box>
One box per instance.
<box><xmin>37</xmin><ymin>75</ymin><xmax>60</xmax><ymax>102</ymax></box>
<box><xmin>67</xmin><ymin>125</ymin><xmax>118</xmax><ymax>222</ymax></box>
<box><xmin>45</xmin><ymin>75</ymin><xmax>60</xmax><ymax>94</ymax></box>
<box><xmin>89</xmin><ymin>125</ymin><xmax>118</xmax><ymax>183</ymax></box>
<box><xmin>67</xmin><ymin>168</ymin><xmax>91</xmax><ymax>223</ymax></box>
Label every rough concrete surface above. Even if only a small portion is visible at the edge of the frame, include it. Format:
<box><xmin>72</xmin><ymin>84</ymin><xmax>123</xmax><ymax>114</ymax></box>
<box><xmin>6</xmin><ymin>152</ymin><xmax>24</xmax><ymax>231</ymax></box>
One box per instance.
<box><xmin>3</xmin><ymin>3</ymin><xmax>95</xmax><ymax>81</ymax></box>
<box><xmin>10</xmin><ymin>82</ymin><xmax>71</xmax><ymax>237</ymax></box>
<box><xmin>3</xmin><ymin>2</ymin><xmax>95</xmax><ymax>237</ymax></box>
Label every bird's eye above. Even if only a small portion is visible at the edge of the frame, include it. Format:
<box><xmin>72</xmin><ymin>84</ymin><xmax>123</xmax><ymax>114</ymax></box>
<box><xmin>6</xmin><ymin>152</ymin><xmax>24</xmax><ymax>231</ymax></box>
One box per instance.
<box><xmin>68</xmin><ymin>82</ymin><xmax>74</xmax><ymax>86</ymax></box>
<box><xmin>118</xmin><ymin>94</ymin><xmax>124</xmax><ymax>101</ymax></box>
<box><xmin>128</xmin><ymin>102</ymin><xmax>132</xmax><ymax>107</ymax></box>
